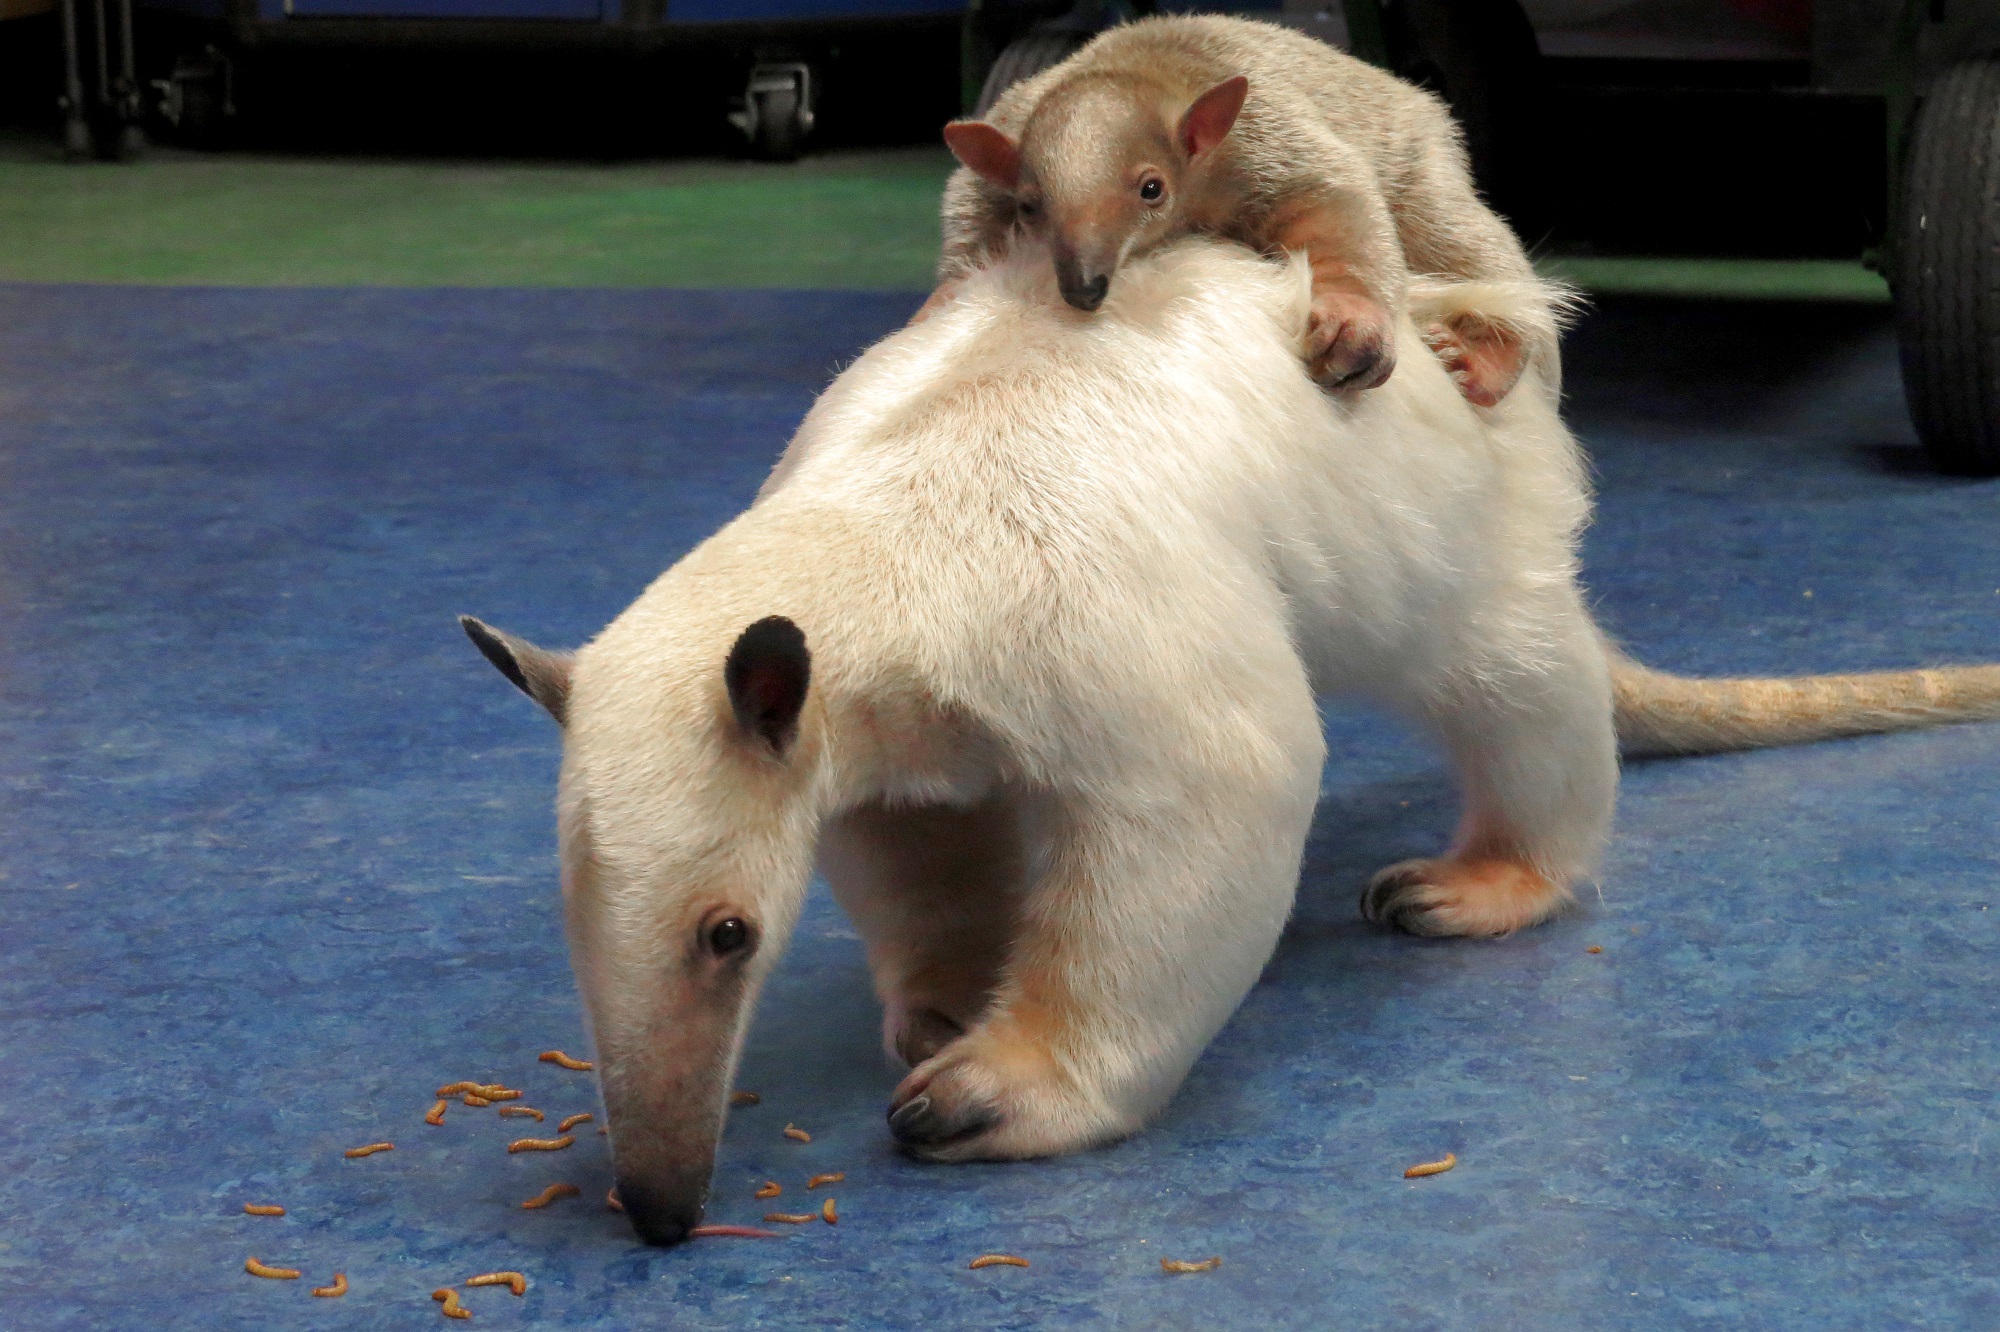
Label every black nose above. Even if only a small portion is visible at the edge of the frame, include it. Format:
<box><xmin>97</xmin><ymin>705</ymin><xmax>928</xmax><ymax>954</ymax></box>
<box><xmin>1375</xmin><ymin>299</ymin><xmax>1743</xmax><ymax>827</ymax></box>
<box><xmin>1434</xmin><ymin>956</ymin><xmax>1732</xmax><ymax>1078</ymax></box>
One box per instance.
<box><xmin>617</xmin><ymin>1178</ymin><xmax>702</xmax><ymax>1247</ymax></box>
<box><xmin>1061</xmin><ymin>274</ymin><xmax>1109</xmax><ymax>312</ymax></box>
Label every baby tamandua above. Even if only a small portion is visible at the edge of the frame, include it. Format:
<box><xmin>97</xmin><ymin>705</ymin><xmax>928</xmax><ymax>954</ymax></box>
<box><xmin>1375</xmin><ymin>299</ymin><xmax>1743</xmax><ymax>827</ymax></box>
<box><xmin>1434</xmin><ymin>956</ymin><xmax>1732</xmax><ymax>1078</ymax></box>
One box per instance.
<box><xmin>936</xmin><ymin>14</ymin><xmax>1550</xmax><ymax>406</ymax></box>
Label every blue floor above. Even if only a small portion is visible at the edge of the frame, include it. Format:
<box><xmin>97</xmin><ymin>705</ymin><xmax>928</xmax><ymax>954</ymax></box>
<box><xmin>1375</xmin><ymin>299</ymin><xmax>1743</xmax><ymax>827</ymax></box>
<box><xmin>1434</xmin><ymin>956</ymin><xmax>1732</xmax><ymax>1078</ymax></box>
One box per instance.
<box><xmin>1</xmin><ymin>284</ymin><xmax>1996</xmax><ymax>1330</ymax></box>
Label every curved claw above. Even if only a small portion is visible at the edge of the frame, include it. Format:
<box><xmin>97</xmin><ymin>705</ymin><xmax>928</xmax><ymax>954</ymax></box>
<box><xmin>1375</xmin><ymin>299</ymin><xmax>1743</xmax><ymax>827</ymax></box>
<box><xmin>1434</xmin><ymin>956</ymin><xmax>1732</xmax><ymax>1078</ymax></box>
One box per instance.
<box><xmin>886</xmin><ymin>1091</ymin><xmax>1000</xmax><ymax>1149</ymax></box>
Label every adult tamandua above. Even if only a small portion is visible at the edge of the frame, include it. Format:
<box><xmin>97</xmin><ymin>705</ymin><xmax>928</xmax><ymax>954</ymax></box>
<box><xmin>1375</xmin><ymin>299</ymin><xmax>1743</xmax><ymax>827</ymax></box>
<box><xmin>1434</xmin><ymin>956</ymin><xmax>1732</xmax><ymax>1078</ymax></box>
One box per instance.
<box><xmin>461</xmin><ymin>241</ymin><xmax>2000</xmax><ymax>1246</ymax></box>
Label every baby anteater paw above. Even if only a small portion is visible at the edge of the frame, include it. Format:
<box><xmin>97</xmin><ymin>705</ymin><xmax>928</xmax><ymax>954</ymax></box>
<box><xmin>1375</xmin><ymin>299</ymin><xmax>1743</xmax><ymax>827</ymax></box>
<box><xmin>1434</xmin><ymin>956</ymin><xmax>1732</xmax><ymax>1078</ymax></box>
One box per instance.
<box><xmin>1421</xmin><ymin>317</ymin><xmax>1526</xmax><ymax>408</ymax></box>
<box><xmin>1361</xmin><ymin>855</ymin><xmax>1570</xmax><ymax>937</ymax></box>
<box><xmin>1306</xmin><ymin>290</ymin><xmax>1396</xmax><ymax>391</ymax></box>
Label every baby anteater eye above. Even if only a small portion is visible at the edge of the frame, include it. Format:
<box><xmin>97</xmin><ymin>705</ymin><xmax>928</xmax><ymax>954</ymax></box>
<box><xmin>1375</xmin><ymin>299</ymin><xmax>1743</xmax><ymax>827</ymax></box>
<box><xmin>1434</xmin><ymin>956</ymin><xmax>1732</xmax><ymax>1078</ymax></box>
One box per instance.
<box><xmin>1017</xmin><ymin>198</ymin><xmax>1042</xmax><ymax>219</ymax></box>
<box><xmin>706</xmin><ymin>917</ymin><xmax>752</xmax><ymax>957</ymax></box>
<box><xmin>1138</xmin><ymin>176</ymin><xmax>1165</xmax><ymax>203</ymax></box>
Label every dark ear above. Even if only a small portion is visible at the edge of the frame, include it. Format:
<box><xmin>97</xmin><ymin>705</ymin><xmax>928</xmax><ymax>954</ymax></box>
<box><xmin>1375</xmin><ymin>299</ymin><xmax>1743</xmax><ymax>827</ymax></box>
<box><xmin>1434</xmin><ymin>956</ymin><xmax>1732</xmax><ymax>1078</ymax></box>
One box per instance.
<box><xmin>460</xmin><ymin>615</ymin><xmax>572</xmax><ymax>725</ymax></box>
<box><xmin>724</xmin><ymin>616</ymin><xmax>811</xmax><ymax>755</ymax></box>
<box><xmin>943</xmin><ymin>120</ymin><xmax>1022</xmax><ymax>192</ymax></box>
<box><xmin>1177</xmin><ymin>75</ymin><xmax>1249</xmax><ymax>159</ymax></box>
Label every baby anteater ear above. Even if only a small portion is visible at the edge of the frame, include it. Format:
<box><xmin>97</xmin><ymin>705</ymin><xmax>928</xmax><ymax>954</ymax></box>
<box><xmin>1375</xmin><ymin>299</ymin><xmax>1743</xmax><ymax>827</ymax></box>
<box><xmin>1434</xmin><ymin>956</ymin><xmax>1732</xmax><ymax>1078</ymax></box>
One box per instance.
<box><xmin>943</xmin><ymin>120</ymin><xmax>1022</xmax><ymax>191</ymax></box>
<box><xmin>1177</xmin><ymin>75</ymin><xmax>1249</xmax><ymax>159</ymax></box>
<box><xmin>724</xmin><ymin>617</ymin><xmax>811</xmax><ymax>755</ymax></box>
<box><xmin>459</xmin><ymin>615</ymin><xmax>573</xmax><ymax>725</ymax></box>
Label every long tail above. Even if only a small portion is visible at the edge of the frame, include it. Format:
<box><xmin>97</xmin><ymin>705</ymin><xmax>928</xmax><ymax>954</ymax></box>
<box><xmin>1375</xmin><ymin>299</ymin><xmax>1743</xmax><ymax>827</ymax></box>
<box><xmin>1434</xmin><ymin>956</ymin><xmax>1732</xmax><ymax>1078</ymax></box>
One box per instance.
<box><xmin>1608</xmin><ymin>645</ymin><xmax>2000</xmax><ymax>757</ymax></box>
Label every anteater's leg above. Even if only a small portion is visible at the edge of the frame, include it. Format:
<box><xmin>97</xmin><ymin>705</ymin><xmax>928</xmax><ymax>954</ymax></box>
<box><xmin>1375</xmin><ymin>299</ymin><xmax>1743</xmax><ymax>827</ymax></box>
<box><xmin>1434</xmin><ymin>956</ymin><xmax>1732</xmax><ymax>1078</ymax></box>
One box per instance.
<box><xmin>1268</xmin><ymin>195</ymin><xmax>1400</xmax><ymax>393</ymax></box>
<box><xmin>819</xmin><ymin>795</ymin><xmax>1028</xmax><ymax>1067</ymax></box>
<box><xmin>1363</xmin><ymin>608</ymin><xmax>1618</xmax><ymax>937</ymax></box>
<box><xmin>1421</xmin><ymin>316</ymin><xmax>1527</xmax><ymax>409</ymax></box>
<box><xmin>884</xmin><ymin>671</ymin><xmax>1324</xmax><ymax>1161</ymax></box>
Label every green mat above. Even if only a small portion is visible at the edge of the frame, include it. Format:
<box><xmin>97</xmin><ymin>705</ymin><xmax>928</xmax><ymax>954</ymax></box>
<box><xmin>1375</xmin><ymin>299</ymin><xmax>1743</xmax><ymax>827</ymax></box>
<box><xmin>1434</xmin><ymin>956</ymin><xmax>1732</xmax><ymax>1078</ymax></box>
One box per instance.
<box><xmin>0</xmin><ymin>140</ymin><xmax>1888</xmax><ymax>300</ymax></box>
<box><xmin>0</xmin><ymin>147</ymin><xmax>957</xmax><ymax>289</ymax></box>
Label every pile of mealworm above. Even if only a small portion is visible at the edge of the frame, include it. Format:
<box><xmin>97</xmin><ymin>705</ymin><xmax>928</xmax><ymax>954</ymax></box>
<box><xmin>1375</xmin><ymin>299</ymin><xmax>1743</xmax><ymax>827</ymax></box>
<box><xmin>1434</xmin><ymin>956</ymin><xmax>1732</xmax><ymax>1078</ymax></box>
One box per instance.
<box><xmin>237</xmin><ymin>1042</ymin><xmax>1451</xmax><ymax>1311</ymax></box>
<box><xmin>236</xmin><ymin>1048</ymin><xmax>610</xmax><ymax>1314</ymax></box>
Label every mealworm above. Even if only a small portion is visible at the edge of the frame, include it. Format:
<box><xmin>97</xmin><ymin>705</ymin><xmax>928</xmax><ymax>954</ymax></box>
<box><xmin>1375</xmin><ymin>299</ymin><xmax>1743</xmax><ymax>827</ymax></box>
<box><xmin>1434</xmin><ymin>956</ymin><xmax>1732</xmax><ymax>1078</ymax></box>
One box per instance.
<box><xmin>820</xmin><ymin>1197</ymin><xmax>837</xmax><ymax>1225</ymax></box>
<box><xmin>344</xmin><ymin>1142</ymin><xmax>394</xmax><ymax>1158</ymax></box>
<box><xmin>463</xmin><ymin>1094</ymin><xmax>492</xmax><ymax>1107</ymax></box>
<box><xmin>764</xmin><ymin>1212</ymin><xmax>816</xmax><ymax>1224</ymax></box>
<box><xmin>311</xmin><ymin>1273</ymin><xmax>348</xmax><ymax>1298</ymax></box>
<box><xmin>507</xmin><ymin>1135</ymin><xmax>575</xmax><ymax>1153</ymax></box>
<box><xmin>437</xmin><ymin>1081</ymin><xmax>482</xmax><ymax>1097</ymax></box>
<box><xmin>730</xmin><ymin>1091</ymin><xmax>761</xmax><ymax>1106</ymax></box>
<box><xmin>466</xmin><ymin>1271</ymin><xmax>527</xmax><ymax>1296</ymax></box>
<box><xmin>754</xmin><ymin>1181</ymin><xmax>782</xmax><ymax>1199</ymax></box>
<box><xmin>782</xmin><ymin>1124</ymin><xmax>811</xmax><ymax>1143</ymax></box>
<box><xmin>498</xmin><ymin>1105</ymin><xmax>544</xmax><ymax>1121</ymax></box>
<box><xmin>606</xmin><ymin>1188</ymin><xmax>623</xmax><ymax>1212</ymax></box>
<box><xmin>244</xmin><ymin>1257</ymin><xmax>300</xmax><ymax>1279</ymax></box>
<box><xmin>539</xmin><ymin>1050</ymin><xmax>593</xmax><ymax>1071</ymax></box>
<box><xmin>242</xmin><ymin>1204</ymin><xmax>285</xmax><ymax>1217</ymax></box>
<box><xmin>522</xmin><ymin>1182</ymin><xmax>580</xmax><ymax>1209</ymax></box>
<box><xmin>557</xmin><ymin>1113</ymin><xmax>593</xmax><ymax>1133</ymax></box>
<box><xmin>1587</xmin><ymin>945</ymin><xmax>1604</xmax><ymax>954</ymax></box>
<box><xmin>691</xmin><ymin>1224</ymin><xmax>782</xmax><ymax>1238</ymax></box>
<box><xmin>969</xmin><ymin>1255</ymin><xmax>1029</xmax><ymax>1270</ymax></box>
<box><xmin>482</xmin><ymin>1088</ymin><xmax>523</xmax><ymax>1102</ymax></box>
<box><xmin>432</xmin><ymin>1288</ymin><xmax>470</xmax><ymax>1319</ymax></box>
<box><xmin>1404</xmin><ymin>1151</ymin><xmax>1457</xmax><ymax>1179</ymax></box>
<box><xmin>805</xmin><ymin>1173</ymin><xmax>844</xmax><ymax>1190</ymax></box>
<box><xmin>1160</xmin><ymin>1257</ymin><xmax>1222</xmax><ymax>1274</ymax></box>
<box><xmin>425</xmin><ymin>1100</ymin><xmax>448</xmax><ymax>1126</ymax></box>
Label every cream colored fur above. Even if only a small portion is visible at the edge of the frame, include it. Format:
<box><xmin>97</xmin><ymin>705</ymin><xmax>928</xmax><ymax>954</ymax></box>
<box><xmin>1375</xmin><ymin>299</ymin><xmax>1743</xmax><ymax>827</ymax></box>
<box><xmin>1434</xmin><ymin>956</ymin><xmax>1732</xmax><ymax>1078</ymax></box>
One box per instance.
<box><xmin>541</xmin><ymin>239</ymin><xmax>2000</xmax><ymax>1188</ymax></box>
<box><xmin>940</xmin><ymin>15</ymin><xmax>1555</xmax><ymax>383</ymax></box>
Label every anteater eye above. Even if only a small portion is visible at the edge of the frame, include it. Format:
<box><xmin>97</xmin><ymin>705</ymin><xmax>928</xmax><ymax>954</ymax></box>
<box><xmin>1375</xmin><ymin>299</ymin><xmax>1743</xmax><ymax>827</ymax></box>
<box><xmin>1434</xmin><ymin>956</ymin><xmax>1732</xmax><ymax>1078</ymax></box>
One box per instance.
<box><xmin>707</xmin><ymin>917</ymin><xmax>751</xmax><ymax>956</ymax></box>
<box><xmin>1138</xmin><ymin>177</ymin><xmax>1165</xmax><ymax>203</ymax></box>
<box><xmin>1017</xmin><ymin>198</ymin><xmax>1041</xmax><ymax>219</ymax></box>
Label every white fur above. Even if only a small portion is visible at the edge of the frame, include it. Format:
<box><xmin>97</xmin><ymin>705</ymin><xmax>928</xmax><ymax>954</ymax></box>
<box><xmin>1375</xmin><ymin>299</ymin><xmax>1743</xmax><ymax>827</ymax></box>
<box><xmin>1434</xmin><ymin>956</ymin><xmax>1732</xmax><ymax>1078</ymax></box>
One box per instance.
<box><xmin>558</xmin><ymin>238</ymin><xmax>1616</xmax><ymax>1165</ymax></box>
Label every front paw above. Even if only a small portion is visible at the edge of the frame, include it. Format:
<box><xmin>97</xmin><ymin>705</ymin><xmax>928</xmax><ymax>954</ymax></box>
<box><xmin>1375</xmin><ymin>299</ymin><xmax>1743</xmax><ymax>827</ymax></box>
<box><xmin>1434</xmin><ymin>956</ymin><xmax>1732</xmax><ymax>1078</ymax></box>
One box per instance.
<box><xmin>1307</xmin><ymin>291</ymin><xmax>1395</xmax><ymax>391</ymax></box>
<box><xmin>884</xmin><ymin>1021</ymin><xmax>1121</xmax><ymax>1162</ymax></box>
<box><xmin>885</xmin><ymin>1003</ymin><xmax>965</xmax><ymax>1067</ymax></box>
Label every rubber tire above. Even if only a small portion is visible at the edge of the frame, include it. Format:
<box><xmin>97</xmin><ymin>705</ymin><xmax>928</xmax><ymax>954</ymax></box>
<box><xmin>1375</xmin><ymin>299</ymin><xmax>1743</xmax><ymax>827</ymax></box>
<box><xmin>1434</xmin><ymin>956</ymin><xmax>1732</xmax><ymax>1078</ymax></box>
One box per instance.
<box><xmin>974</xmin><ymin>29</ymin><xmax>1086</xmax><ymax>117</ymax></box>
<box><xmin>751</xmin><ymin>86</ymin><xmax>802</xmax><ymax>163</ymax></box>
<box><xmin>175</xmin><ymin>78</ymin><xmax>224</xmax><ymax>150</ymax></box>
<box><xmin>1894</xmin><ymin>57</ymin><xmax>2000</xmax><ymax>476</ymax></box>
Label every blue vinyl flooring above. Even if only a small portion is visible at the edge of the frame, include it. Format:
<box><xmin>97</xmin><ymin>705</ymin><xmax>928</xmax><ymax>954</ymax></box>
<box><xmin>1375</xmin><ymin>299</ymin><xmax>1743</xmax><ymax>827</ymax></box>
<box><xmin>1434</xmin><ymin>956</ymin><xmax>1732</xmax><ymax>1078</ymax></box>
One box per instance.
<box><xmin>0</xmin><ymin>283</ymin><xmax>1996</xmax><ymax>1330</ymax></box>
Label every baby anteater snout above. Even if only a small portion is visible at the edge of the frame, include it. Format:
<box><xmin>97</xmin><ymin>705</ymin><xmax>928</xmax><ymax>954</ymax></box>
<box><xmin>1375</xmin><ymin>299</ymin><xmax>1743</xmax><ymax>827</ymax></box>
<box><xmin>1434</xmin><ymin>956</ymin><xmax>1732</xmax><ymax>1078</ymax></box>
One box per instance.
<box><xmin>1060</xmin><ymin>271</ymin><xmax>1111</xmax><ymax>312</ymax></box>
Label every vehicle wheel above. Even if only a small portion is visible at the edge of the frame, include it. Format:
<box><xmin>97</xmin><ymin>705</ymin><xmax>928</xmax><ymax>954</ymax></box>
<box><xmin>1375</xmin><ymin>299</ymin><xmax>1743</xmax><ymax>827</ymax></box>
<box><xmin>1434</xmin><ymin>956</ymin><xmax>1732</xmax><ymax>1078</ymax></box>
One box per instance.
<box><xmin>751</xmin><ymin>86</ymin><xmax>802</xmax><ymax>162</ymax></box>
<box><xmin>175</xmin><ymin>77</ymin><xmax>224</xmax><ymax>148</ymax></box>
<box><xmin>974</xmin><ymin>29</ymin><xmax>1085</xmax><ymax>117</ymax></box>
<box><xmin>1894</xmin><ymin>57</ymin><xmax>2000</xmax><ymax>476</ymax></box>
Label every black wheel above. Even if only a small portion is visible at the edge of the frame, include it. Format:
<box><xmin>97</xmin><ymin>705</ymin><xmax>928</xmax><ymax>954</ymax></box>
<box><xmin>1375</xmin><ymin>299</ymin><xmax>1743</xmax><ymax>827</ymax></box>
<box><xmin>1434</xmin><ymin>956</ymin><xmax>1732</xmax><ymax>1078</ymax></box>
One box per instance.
<box><xmin>974</xmin><ymin>29</ymin><xmax>1085</xmax><ymax>117</ymax></box>
<box><xmin>751</xmin><ymin>86</ymin><xmax>802</xmax><ymax>162</ymax></box>
<box><xmin>174</xmin><ymin>77</ymin><xmax>225</xmax><ymax>149</ymax></box>
<box><xmin>1894</xmin><ymin>57</ymin><xmax>2000</xmax><ymax>476</ymax></box>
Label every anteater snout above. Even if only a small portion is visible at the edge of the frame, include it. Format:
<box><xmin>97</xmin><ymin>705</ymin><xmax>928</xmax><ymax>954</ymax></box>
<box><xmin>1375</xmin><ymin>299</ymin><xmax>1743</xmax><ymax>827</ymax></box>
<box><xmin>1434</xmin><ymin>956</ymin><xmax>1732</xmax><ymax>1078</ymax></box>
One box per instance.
<box><xmin>1061</xmin><ymin>273</ymin><xmax>1110</xmax><ymax>312</ymax></box>
<box><xmin>616</xmin><ymin>1176</ymin><xmax>704</xmax><ymax>1247</ymax></box>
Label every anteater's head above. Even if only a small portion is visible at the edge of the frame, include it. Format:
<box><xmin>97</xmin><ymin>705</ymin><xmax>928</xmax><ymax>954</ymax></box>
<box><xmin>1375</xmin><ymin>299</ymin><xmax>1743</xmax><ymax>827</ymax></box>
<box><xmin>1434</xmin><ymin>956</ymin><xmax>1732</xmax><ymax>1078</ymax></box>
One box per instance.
<box><xmin>458</xmin><ymin>611</ymin><xmax>819</xmax><ymax>1246</ymax></box>
<box><xmin>944</xmin><ymin>73</ymin><xmax>1249</xmax><ymax>313</ymax></box>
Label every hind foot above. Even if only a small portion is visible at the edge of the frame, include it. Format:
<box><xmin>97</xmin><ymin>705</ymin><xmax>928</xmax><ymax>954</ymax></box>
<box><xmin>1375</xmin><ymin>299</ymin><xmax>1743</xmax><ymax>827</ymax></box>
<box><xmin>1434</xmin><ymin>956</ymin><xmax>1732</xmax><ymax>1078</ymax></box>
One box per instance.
<box><xmin>1360</xmin><ymin>854</ymin><xmax>1570</xmax><ymax>937</ymax></box>
<box><xmin>1421</xmin><ymin>317</ymin><xmax>1526</xmax><ymax>408</ymax></box>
